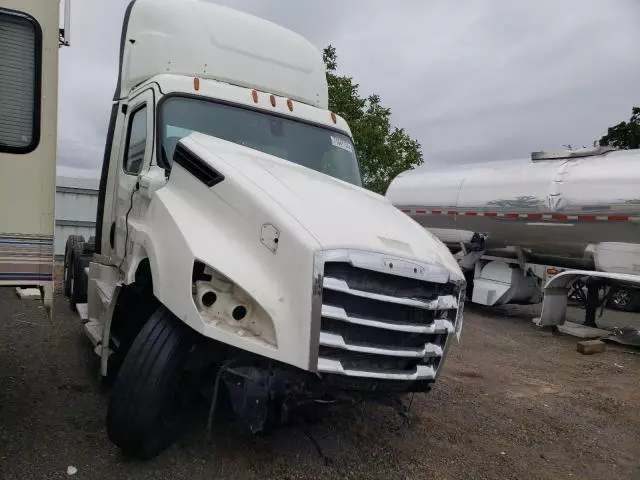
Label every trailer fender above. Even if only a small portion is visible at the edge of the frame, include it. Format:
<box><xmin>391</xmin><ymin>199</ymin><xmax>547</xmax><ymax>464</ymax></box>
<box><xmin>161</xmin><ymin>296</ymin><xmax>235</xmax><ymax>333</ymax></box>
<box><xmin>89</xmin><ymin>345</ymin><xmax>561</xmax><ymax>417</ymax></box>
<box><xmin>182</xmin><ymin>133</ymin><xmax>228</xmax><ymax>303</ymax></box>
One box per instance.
<box><xmin>539</xmin><ymin>270</ymin><xmax>640</xmax><ymax>326</ymax></box>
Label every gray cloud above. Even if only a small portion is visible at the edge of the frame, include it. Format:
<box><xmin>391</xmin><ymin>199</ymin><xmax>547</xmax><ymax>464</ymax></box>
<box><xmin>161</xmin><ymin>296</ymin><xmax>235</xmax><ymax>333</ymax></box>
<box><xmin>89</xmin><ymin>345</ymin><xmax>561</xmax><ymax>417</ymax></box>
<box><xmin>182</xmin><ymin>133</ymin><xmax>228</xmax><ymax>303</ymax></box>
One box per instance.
<box><xmin>58</xmin><ymin>0</ymin><xmax>640</xmax><ymax>172</ymax></box>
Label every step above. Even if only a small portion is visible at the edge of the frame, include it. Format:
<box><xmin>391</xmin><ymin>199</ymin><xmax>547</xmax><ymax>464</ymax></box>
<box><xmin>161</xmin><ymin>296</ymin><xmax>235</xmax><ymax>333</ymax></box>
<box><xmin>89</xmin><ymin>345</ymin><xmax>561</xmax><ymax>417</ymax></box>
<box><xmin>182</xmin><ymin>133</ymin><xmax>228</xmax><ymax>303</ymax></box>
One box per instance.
<box><xmin>95</xmin><ymin>279</ymin><xmax>116</xmax><ymax>307</ymax></box>
<box><xmin>76</xmin><ymin>303</ymin><xmax>89</xmax><ymax>322</ymax></box>
<box><xmin>558</xmin><ymin>321</ymin><xmax>610</xmax><ymax>339</ymax></box>
<box><xmin>83</xmin><ymin>319</ymin><xmax>103</xmax><ymax>347</ymax></box>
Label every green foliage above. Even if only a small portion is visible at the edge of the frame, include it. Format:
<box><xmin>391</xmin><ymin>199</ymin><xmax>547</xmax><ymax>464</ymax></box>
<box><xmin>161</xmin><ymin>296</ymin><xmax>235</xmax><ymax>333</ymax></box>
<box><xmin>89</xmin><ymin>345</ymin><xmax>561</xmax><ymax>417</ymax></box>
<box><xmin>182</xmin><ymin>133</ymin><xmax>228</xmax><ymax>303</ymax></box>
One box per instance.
<box><xmin>323</xmin><ymin>45</ymin><xmax>423</xmax><ymax>194</ymax></box>
<box><xmin>599</xmin><ymin>107</ymin><xmax>640</xmax><ymax>150</ymax></box>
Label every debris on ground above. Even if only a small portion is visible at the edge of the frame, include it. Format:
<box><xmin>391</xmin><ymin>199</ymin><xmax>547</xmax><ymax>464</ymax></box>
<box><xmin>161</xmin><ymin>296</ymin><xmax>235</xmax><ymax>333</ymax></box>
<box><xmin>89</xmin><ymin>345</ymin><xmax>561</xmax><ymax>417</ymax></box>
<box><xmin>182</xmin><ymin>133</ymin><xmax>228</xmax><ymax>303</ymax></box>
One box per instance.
<box><xmin>1</xmin><ymin>277</ymin><xmax>639</xmax><ymax>480</ymax></box>
<box><xmin>607</xmin><ymin>326</ymin><xmax>640</xmax><ymax>347</ymax></box>
<box><xmin>577</xmin><ymin>339</ymin><xmax>606</xmax><ymax>355</ymax></box>
<box><xmin>15</xmin><ymin>287</ymin><xmax>42</xmax><ymax>300</ymax></box>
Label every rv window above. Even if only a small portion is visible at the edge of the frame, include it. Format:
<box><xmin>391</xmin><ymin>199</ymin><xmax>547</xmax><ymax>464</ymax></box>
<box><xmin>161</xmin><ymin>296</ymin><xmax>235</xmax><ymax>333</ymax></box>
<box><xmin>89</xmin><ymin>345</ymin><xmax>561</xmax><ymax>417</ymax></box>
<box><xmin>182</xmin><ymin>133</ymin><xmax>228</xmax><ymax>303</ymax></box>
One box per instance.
<box><xmin>124</xmin><ymin>106</ymin><xmax>147</xmax><ymax>174</ymax></box>
<box><xmin>0</xmin><ymin>10</ymin><xmax>41</xmax><ymax>154</ymax></box>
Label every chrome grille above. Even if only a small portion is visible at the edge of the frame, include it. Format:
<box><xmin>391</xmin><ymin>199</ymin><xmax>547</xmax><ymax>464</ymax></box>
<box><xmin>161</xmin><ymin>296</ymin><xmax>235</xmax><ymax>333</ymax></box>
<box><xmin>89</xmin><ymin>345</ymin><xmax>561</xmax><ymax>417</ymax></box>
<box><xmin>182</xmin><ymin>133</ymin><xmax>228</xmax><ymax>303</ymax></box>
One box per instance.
<box><xmin>315</xmin><ymin>254</ymin><xmax>462</xmax><ymax>382</ymax></box>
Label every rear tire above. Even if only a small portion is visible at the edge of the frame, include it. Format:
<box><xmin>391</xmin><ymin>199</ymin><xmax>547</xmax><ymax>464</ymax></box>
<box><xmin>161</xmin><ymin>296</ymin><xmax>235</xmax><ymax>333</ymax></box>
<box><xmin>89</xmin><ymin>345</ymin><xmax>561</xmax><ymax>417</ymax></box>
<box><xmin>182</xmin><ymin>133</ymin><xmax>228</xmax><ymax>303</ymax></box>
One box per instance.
<box><xmin>69</xmin><ymin>244</ymin><xmax>88</xmax><ymax>311</ymax></box>
<box><xmin>63</xmin><ymin>235</ymin><xmax>85</xmax><ymax>297</ymax></box>
<box><xmin>106</xmin><ymin>307</ymin><xmax>197</xmax><ymax>459</ymax></box>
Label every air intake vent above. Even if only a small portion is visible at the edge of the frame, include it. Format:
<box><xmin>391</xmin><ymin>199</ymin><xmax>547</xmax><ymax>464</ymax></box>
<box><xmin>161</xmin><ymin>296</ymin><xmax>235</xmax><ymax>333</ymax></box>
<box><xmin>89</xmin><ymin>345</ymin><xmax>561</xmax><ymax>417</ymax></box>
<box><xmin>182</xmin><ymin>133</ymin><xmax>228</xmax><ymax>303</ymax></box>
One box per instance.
<box><xmin>173</xmin><ymin>143</ymin><xmax>225</xmax><ymax>187</ymax></box>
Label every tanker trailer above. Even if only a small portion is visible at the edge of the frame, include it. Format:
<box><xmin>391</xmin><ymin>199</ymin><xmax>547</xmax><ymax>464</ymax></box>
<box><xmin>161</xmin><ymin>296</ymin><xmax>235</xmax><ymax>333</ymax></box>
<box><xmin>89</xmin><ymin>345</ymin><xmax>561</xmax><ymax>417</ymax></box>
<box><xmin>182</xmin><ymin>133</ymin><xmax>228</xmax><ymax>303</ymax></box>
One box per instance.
<box><xmin>386</xmin><ymin>146</ymin><xmax>640</xmax><ymax>326</ymax></box>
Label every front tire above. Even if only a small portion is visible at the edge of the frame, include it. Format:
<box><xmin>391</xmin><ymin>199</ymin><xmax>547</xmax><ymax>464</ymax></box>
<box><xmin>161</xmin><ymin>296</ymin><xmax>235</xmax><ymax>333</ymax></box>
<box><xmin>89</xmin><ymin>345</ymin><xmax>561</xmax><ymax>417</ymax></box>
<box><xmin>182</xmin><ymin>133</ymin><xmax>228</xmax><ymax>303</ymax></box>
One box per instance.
<box><xmin>106</xmin><ymin>307</ymin><xmax>197</xmax><ymax>459</ymax></box>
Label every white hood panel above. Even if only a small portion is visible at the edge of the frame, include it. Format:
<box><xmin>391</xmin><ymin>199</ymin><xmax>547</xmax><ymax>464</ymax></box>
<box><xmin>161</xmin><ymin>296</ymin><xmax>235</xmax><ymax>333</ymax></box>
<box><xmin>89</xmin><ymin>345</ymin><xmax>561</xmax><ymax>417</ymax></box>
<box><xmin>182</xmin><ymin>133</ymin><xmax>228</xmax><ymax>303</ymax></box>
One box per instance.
<box><xmin>187</xmin><ymin>133</ymin><xmax>463</xmax><ymax>280</ymax></box>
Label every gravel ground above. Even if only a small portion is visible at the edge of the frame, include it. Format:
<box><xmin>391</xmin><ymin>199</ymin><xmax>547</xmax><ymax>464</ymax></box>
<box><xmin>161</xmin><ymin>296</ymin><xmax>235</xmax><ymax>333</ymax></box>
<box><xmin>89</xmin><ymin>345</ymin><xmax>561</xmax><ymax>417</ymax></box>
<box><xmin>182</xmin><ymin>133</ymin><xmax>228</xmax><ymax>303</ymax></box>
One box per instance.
<box><xmin>1</xmin><ymin>282</ymin><xmax>640</xmax><ymax>479</ymax></box>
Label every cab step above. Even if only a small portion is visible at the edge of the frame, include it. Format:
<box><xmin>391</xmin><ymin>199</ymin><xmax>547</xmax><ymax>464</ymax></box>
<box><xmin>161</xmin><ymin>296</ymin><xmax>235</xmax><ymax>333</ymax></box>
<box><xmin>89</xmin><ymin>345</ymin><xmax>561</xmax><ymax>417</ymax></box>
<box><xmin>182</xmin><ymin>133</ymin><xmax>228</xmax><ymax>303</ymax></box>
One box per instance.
<box><xmin>76</xmin><ymin>303</ymin><xmax>89</xmax><ymax>322</ymax></box>
<box><xmin>95</xmin><ymin>279</ymin><xmax>116</xmax><ymax>308</ymax></box>
<box><xmin>83</xmin><ymin>319</ymin><xmax>104</xmax><ymax>347</ymax></box>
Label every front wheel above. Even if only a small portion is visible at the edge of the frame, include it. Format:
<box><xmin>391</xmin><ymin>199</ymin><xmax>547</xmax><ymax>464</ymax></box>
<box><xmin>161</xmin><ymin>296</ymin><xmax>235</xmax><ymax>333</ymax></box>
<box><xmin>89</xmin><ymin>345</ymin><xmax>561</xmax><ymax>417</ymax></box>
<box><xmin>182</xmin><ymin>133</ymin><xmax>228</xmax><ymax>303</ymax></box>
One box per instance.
<box><xmin>106</xmin><ymin>307</ymin><xmax>197</xmax><ymax>459</ymax></box>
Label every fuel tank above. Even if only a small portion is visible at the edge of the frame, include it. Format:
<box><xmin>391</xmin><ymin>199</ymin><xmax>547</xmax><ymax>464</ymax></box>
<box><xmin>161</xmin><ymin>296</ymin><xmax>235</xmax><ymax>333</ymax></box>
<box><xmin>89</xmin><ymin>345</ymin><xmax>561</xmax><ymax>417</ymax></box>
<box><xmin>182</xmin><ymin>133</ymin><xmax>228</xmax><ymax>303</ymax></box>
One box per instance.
<box><xmin>386</xmin><ymin>147</ymin><xmax>640</xmax><ymax>260</ymax></box>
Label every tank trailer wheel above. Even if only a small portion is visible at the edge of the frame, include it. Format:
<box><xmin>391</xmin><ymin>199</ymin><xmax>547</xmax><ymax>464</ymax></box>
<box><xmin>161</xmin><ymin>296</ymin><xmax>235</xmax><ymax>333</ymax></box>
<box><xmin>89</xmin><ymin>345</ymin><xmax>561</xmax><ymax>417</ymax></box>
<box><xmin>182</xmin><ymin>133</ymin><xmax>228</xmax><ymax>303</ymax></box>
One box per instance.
<box><xmin>609</xmin><ymin>287</ymin><xmax>640</xmax><ymax>312</ymax></box>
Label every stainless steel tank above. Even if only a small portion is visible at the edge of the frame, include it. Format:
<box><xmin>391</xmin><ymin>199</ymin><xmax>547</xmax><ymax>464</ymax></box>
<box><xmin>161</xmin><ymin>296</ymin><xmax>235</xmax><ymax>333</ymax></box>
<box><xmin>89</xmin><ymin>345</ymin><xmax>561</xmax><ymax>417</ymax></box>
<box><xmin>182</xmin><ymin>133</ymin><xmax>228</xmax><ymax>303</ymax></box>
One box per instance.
<box><xmin>386</xmin><ymin>147</ymin><xmax>640</xmax><ymax>261</ymax></box>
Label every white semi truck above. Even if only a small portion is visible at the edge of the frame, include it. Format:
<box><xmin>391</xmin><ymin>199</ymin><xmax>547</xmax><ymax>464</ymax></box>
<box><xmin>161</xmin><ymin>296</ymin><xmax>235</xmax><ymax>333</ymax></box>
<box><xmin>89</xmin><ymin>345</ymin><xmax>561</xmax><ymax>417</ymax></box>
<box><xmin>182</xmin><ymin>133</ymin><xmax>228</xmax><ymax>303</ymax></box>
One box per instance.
<box><xmin>0</xmin><ymin>0</ymin><xmax>70</xmax><ymax>306</ymax></box>
<box><xmin>57</xmin><ymin>0</ymin><xmax>465</xmax><ymax>458</ymax></box>
<box><xmin>387</xmin><ymin>147</ymin><xmax>640</xmax><ymax>327</ymax></box>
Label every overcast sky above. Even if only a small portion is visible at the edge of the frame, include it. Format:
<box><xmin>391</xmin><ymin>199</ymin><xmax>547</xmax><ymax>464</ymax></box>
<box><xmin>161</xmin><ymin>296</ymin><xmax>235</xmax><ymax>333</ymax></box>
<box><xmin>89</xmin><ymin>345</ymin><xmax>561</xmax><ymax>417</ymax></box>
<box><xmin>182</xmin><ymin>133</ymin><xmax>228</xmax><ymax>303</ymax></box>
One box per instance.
<box><xmin>57</xmin><ymin>0</ymin><xmax>640</xmax><ymax>174</ymax></box>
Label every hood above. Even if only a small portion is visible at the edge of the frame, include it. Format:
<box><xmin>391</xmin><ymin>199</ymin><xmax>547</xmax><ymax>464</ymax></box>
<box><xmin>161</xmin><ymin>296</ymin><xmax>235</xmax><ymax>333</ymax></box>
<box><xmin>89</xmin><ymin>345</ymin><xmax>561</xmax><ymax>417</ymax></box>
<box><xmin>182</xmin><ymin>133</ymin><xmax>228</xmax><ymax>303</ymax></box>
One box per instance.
<box><xmin>187</xmin><ymin>133</ymin><xmax>463</xmax><ymax>280</ymax></box>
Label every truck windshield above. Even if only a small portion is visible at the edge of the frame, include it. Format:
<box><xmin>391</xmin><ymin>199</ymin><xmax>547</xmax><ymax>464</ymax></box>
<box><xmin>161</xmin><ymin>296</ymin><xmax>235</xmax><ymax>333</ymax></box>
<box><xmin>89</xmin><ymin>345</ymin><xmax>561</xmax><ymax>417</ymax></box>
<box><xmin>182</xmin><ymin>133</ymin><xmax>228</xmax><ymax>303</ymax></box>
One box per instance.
<box><xmin>159</xmin><ymin>96</ymin><xmax>362</xmax><ymax>187</ymax></box>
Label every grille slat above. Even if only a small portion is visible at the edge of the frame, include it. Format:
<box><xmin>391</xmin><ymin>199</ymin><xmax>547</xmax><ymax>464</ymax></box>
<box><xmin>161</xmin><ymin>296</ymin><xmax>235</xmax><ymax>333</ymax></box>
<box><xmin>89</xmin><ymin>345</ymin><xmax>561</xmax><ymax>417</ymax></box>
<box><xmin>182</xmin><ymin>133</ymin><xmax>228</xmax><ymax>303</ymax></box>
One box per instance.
<box><xmin>317</xmin><ymin>260</ymin><xmax>460</xmax><ymax>381</ymax></box>
<box><xmin>319</xmin><ymin>331</ymin><xmax>443</xmax><ymax>358</ymax></box>
<box><xmin>323</xmin><ymin>276</ymin><xmax>458</xmax><ymax>310</ymax></box>
<box><xmin>322</xmin><ymin>304</ymin><xmax>454</xmax><ymax>334</ymax></box>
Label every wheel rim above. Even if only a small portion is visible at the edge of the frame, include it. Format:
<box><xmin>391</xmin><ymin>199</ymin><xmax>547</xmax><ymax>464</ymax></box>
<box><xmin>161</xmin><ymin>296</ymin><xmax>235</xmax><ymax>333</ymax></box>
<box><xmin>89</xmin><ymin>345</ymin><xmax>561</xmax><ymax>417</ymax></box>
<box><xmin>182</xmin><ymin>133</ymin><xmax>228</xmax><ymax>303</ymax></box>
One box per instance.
<box><xmin>613</xmin><ymin>290</ymin><xmax>630</xmax><ymax>307</ymax></box>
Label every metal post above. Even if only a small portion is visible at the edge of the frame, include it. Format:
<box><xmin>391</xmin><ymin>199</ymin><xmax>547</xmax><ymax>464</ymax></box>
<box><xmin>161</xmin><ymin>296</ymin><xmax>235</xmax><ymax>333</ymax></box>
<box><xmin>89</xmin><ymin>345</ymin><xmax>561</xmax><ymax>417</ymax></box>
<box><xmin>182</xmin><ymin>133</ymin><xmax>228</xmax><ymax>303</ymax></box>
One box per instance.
<box><xmin>584</xmin><ymin>280</ymin><xmax>600</xmax><ymax>328</ymax></box>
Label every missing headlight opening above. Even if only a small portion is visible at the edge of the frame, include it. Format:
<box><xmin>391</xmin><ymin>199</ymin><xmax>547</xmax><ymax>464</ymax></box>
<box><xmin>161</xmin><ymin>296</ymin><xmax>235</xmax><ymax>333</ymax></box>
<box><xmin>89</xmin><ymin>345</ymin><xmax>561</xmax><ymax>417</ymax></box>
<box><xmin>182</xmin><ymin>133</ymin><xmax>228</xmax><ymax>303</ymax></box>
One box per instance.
<box><xmin>192</xmin><ymin>261</ymin><xmax>277</xmax><ymax>346</ymax></box>
<box><xmin>202</xmin><ymin>291</ymin><xmax>217</xmax><ymax>307</ymax></box>
<box><xmin>232</xmin><ymin>305</ymin><xmax>247</xmax><ymax>321</ymax></box>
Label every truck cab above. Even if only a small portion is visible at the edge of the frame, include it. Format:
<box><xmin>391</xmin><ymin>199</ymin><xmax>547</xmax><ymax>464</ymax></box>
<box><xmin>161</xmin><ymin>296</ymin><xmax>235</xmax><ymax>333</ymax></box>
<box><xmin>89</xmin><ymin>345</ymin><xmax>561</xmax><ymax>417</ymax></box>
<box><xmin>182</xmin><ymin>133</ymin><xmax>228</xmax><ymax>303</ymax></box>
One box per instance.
<box><xmin>64</xmin><ymin>0</ymin><xmax>466</xmax><ymax>458</ymax></box>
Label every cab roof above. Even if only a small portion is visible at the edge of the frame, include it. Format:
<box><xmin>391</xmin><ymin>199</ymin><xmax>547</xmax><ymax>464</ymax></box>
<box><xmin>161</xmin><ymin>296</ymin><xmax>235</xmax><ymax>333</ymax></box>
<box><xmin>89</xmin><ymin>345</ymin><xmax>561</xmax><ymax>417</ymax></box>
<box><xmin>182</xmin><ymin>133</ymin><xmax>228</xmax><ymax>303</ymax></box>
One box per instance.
<box><xmin>117</xmin><ymin>0</ymin><xmax>328</xmax><ymax>108</ymax></box>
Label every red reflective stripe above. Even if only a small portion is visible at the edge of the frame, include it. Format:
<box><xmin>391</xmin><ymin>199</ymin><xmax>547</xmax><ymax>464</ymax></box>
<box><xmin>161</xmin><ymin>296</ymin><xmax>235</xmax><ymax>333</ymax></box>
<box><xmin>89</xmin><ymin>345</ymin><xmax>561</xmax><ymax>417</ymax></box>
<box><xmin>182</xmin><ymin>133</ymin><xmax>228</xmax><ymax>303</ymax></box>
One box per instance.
<box><xmin>399</xmin><ymin>209</ymin><xmax>632</xmax><ymax>221</ymax></box>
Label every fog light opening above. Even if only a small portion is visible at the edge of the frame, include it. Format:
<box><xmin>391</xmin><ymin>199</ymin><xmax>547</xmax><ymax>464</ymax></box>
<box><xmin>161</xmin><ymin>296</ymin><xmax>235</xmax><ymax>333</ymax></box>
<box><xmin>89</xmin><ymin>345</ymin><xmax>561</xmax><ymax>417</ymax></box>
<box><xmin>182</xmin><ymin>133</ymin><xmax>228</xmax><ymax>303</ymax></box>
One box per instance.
<box><xmin>201</xmin><ymin>291</ymin><xmax>217</xmax><ymax>307</ymax></box>
<box><xmin>232</xmin><ymin>305</ymin><xmax>248</xmax><ymax>321</ymax></box>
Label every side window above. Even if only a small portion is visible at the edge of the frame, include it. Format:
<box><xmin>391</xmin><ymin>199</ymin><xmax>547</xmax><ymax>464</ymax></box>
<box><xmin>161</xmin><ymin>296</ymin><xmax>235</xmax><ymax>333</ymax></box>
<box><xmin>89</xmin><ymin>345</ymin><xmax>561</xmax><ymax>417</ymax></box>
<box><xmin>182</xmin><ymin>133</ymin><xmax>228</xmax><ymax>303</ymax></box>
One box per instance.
<box><xmin>124</xmin><ymin>105</ymin><xmax>147</xmax><ymax>174</ymax></box>
<box><xmin>0</xmin><ymin>10</ymin><xmax>41</xmax><ymax>154</ymax></box>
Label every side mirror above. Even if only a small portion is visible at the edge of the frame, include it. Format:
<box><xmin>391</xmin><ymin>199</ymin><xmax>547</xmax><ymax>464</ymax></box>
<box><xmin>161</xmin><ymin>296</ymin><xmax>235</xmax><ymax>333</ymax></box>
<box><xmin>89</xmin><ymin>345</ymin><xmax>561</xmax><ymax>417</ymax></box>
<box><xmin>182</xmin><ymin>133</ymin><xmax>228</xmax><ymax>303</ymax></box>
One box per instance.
<box><xmin>138</xmin><ymin>166</ymin><xmax>168</xmax><ymax>199</ymax></box>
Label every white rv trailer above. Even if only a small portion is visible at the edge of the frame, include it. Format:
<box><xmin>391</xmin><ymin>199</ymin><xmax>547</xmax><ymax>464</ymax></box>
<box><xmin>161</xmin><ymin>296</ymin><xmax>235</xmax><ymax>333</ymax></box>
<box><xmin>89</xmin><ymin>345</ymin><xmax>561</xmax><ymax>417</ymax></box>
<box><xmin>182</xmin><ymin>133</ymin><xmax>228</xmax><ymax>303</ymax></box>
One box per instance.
<box><xmin>0</xmin><ymin>0</ymin><xmax>70</xmax><ymax>307</ymax></box>
<box><xmin>387</xmin><ymin>146</ymin><xmax>640</xmax><ymax>326</ymax></box>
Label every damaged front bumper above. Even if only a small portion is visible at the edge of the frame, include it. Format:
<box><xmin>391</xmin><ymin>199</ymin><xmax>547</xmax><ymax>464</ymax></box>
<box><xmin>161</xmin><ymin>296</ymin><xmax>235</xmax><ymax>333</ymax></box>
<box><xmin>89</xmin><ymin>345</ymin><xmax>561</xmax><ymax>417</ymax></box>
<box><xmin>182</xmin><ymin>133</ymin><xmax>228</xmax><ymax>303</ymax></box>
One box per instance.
<box><xmin>217</xmin><ymin>359</ymin><xmax>433</xmax><ymax>435</ymax></box>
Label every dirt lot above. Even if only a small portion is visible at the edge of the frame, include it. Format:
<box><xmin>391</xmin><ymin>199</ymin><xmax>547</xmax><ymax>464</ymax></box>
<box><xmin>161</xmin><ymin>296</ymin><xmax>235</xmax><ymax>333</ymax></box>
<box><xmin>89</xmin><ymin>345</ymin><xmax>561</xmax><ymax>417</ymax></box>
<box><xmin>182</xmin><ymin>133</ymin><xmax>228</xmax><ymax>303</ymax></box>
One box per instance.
<box><xmin>1</xmin><ymin>284</ymin><xmax>639</xmax><ymax>480</ymax></box>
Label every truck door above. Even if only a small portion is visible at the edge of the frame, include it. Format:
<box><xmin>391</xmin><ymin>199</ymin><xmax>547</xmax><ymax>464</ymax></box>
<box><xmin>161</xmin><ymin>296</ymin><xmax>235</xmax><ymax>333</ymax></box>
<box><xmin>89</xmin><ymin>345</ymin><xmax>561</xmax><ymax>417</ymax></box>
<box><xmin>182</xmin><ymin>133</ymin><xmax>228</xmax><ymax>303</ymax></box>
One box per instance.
<box><xmin>110</xmin><ymin>88</ymin><xmax>155</xmax><ymax>267</ymax></box>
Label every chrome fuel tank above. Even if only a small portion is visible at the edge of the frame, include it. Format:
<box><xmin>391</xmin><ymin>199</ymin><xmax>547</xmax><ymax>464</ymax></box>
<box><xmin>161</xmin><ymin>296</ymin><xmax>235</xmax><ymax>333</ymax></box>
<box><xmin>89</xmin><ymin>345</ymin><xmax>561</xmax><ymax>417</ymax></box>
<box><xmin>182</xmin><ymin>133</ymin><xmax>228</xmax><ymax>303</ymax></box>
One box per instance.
<box><xmin>386</xmin><ymin>148</ymin><xmax>640</xmax><ymax>259</ymax></box>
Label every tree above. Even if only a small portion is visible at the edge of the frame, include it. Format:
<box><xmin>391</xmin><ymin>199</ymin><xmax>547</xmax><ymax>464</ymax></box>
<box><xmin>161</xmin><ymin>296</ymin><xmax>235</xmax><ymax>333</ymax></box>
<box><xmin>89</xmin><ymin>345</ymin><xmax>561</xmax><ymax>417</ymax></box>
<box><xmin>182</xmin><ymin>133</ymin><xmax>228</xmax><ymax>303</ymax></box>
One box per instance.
<box><xmin>599</xmin><ymin>107</ymin><xmax>640</xmax><ymax>150</ymax></box>
<box><xmin>323</xmin><ymin>45</ymin><xmax>423</xmax><ymax>194</ymax></box>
